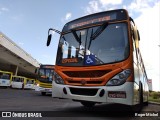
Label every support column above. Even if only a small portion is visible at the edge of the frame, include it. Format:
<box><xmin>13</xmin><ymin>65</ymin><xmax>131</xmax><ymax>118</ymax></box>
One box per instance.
<box><xmin>10</xmin><ymin>65</ymin><xmax>19</xmax><ymax>76</ymax></box>
<box><xmin>15</xmin><ymin>66</ymin><xmax>18</xmax><ymax>76</ymax></box>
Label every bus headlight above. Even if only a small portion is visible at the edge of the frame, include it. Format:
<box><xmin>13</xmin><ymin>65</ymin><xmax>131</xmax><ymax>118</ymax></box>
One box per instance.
<box><xmin>35</xmin><ymin>83</ymin><xmax>39</xmax><ymax>87</ymax></box>
<box><xmin>54</xmin><ymin>72</ymin><xmax>64</xmax><ymax>84</ymax></box>
<box><xmin>106</xmin><ymin>69</ymin><xmax>131</xmax><ymax>86</ymax></box>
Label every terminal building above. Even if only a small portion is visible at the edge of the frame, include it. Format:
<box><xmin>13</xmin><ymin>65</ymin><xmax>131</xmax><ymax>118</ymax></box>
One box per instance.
<box><xmin>0</xmin><ymin>31</ymin><xmax>40</xmax><ymax>78</ymax></box>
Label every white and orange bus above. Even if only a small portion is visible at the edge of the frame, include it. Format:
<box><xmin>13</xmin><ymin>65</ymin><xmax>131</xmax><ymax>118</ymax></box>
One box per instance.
<box><xmin>47</xmin><ymin>9</ymin><xmax>149</xmax><ymax>109</ymax></box>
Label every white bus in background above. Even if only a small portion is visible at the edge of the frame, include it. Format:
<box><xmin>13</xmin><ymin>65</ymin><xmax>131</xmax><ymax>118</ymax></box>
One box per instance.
<box><xmin>0</xmin><ymin>70</ymin><xmax>13</xmax><ymax>87</ymax></box>
<box><xmin>11</xmin><ymin>76</ymin><xmax>25</xmax><ymax>89</ymax></box>
<box><xmin>24</xmin><ymin>78</ymin><xmax>35</xmax><ymax>89</ymax></box>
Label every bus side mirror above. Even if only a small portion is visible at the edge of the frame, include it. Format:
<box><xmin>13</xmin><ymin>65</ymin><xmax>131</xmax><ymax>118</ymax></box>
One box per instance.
<box><xmin>47</xmin><ymin>34</ymin><xmax>52</xmax><ymax>46</ymax></box>
<box><xmin>135</xmin><ymin>40</ymin><xmax>139</xmax><ymax>49</ymax></box>
<box><xmin>133</xmin><ymin>25</ymin><xmax>139</xmax><ymax>49</ymax></box>
<box><xmin>137</xmin><ymin>30</ymin><xmax>140</xmax><ymax>41</ymax></box>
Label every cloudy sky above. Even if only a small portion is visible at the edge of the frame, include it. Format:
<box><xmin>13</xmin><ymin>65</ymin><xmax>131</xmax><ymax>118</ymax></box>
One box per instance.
<box><xmin>0</xmin><ymin>0</ymin><xmax>159</xmax><ymax>91</ymax></box>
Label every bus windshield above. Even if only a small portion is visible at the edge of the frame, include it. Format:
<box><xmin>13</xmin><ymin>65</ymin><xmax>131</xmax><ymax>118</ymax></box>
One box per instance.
<box><xmin>38</xmin><ymin>68</ymin><xmax>54</xmax><ymax>83</ymax></box>
<box><xmin>0</xmin><ymin>73</ymin><xmax>11</xmax><ymax>80</ymax></box>
<box><xmin>56</xmin><ymin>22</ymin><xmax>129</xmax><ymax>66</ymax></box>
<box><xmin>12</xmin><ymin>77</ymin><xmax>24</xmax><ymax>82</ymax></box>
<box><xmin>26</xmin><ymin>79</ymin><xmax>34</xmax><ymax>84</ymax></box>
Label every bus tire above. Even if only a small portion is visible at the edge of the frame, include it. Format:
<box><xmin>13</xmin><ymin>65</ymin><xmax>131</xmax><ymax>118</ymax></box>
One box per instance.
<box><xmin>143</xmin><ymin>90</ymin><xmax>149</xmax><ymax>106</ymax></box>
<box><xmin>143</xmin><ymin>101</ymin><xmax>148</xmax><ymax>106</ymax></box>
<box><xmin>138</xmin><ymin>82</ymin><xmax>143</xmax><ymax>111</ymax></box>
<box><xmin>41</xmin><ymin>92</ymin><xmax>46</xmax><ymax>96</ymax></box>
<box><xmin>22</xmin><ymin>83</ymin><xmax>24</xmax><ymax>90</ymax></box>
<box><xmin>80</xmin><ymin>101</ymin><xmax>96</xmax><ymax>108</ymax></box>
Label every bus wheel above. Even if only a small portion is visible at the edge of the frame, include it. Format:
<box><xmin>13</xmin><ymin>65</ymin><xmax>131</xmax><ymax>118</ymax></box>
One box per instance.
<box><xmin>41</xmin><ymin>92</ymin><xmax>46</xmax><ymax>96</ymax></box>
<box><xmin>22</xmin><ymin>83</ymin><xmax>24</xmax><ymax>90</ymax></box>
<box><xmin>80</xmin><ymin>101</ymin><xmax>96</xmax><ymax>108</ymax></box>
<box><xmin>144</xmin><ymin>101</ymin><xmax>148</xmax><ymax>106</ymax></box>
<box><xmin>143</xmin><ymin>96</ymin><xmax>148</xmax><ymax>106</ymax></box>
<box><xmin>137</xmin><ymin>83</ymin><xmax>143</xmax><ymax>111</ymax></box>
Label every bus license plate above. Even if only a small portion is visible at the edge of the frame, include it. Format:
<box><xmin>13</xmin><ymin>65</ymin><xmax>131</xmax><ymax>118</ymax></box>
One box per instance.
<box><xmin>45</xmin><ymin>89</ymin><xmax>49</xmax><ymax>92</ymax></box>
<box><xmin>108</xmin><ymin>91</ymin><xmax>126</xmax><ymax>98</ymax></box>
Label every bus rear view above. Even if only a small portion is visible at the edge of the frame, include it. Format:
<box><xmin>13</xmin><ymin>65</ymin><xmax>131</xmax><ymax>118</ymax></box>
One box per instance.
<box><xmin>47</xmin><ymin>9</ymin><xmax>148</xmax><ymax>108</ymax></box>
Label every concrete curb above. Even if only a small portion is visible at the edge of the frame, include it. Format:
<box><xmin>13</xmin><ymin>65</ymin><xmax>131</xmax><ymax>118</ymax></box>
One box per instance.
<box><xmin>149</xmin><ymin>101</ymin><xmax>160</xmax><ymax>105</ymax></box>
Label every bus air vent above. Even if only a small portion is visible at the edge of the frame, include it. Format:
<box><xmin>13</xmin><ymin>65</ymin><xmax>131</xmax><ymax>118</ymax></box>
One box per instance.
<box><xmin>69</xmin><ymin>87</ymin><xmax>98</xmax><ymax>96</ymax></box>
<box><xmin>62</xmin><ymin>70</ymin><xmax>111</xmax><ymax>78</ymax></box>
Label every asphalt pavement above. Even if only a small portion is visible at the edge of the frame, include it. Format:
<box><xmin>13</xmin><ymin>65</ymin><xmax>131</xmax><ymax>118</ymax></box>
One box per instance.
<box><xmin>0</xmin><ymin>87</ymin><xmax>159</xmax><ymax>120</ymax></box>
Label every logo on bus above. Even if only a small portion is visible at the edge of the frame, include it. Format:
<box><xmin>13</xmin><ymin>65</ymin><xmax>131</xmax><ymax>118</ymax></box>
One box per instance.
<box><xmin>85</xmin><ymin>55</ymin><xmax>95</xmax><ymax>65</ymax></box>
<box><xmin>81</xmin><ymin>79</ymin><xmax>87</xmax><ymax>85</ymax></box>
<box><xmin>62</xmin><ymin>58</ymin><xmax>78</xmax><ymax>64</ymax></box>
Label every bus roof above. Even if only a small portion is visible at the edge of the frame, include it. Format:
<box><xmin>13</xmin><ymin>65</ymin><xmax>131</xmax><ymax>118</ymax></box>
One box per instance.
<box><xmin>40</xmin><ymin>64</ymin><xmax>55</xmax><ymax>69</ymax></box>
<box><xmin>0</xmin><ymin>70</ymin><xmax>13</xmax><ymax>74</ymax></box>
<box><xmin>26</xmin><ymin>78</ymin><xmax>35</xmax><ymax>80</ymax></box>
<box><xmin>12</xmin><ymin>75</ymin><xmax>26</xmax><ymax>78</ymax></box>
<box><xmin>62</xmin><ymin>9</ymin><xmax>129</xmax><ymax>32</ymax></box>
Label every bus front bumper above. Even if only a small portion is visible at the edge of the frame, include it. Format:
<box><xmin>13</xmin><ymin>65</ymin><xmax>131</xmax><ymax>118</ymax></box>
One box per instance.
<box><xmin>52</xmin><ymin>81</ymin><xmax>134</xmax><ymax>105</ymax></box>
<box><xmin>0</xmin><ymin>80</ymin><xmax>10</xmax><ymax>87</ymax></box>
<box><xmin>24</xmin><ymin>84</ymin><xmax>34</xmax><ymax>89</ymax></box>
<box><xmin>35</xmin><ymin>86</ymin><xmax>52</xmax><ymax>93</ymax></box>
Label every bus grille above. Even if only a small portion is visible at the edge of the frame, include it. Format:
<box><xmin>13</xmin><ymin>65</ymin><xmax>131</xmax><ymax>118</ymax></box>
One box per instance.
<box><xmin>67</xmin><ymin>80</ymin><xmax>103</xmax><ymax>85</ymax></box>
<box><xmin>39</xmin><ymin>82</ymin><xmax>52</xmax><ymax>88</ymax></box>
<box><xmin>62</xmin><ymin>70</ymin><xmax>111</xmax><ymax>78</ymax></box>
<box><xmin>69</xmin><ymin>87</ymin><xmax>98</xmax><ymax>96</ymax></box>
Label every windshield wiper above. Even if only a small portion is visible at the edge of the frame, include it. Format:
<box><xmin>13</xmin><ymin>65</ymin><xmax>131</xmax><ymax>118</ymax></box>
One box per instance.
<box><xmin>62</xmin><ymin>35</ymin><xmax>66</xmax><ymax>41</ymax></box>
<box><xmin>88</xmin><ymin>22</ymin><xmax>108</xmax><ymax>49</ymax></box>
<box><xmin>95</xmin><ymin>56</ymin><xmax>104</xmax><ymax>64</ymax></box>
<box><xmin>90</xmin><ymin>22</ymin><xmax>108</xmax><ymax>40</ymax></box>
<box><xmin>71</xmin><ymin>29</ymin><xmax>81</xmax><ymax>45</ymax></box>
